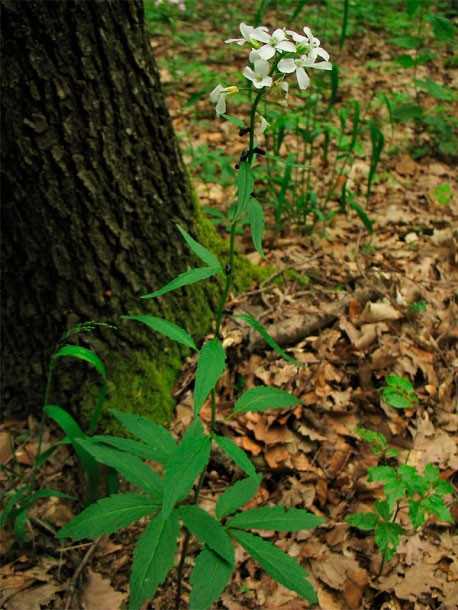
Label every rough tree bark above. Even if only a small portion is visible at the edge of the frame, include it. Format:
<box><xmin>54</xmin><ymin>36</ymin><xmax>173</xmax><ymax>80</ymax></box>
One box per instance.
<box><xmin>1</xmin><ymin>0</ymin><xmax>217</xmax><ymax>421</ymax></box>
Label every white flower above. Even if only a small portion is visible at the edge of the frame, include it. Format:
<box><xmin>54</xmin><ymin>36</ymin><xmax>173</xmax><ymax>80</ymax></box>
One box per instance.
<box><xmin>286</xmin><ymin>26</ymin><xmax>330</xmax><ymax>62</ymax></box>
<box><xmin>243</xmin><ymin>59</ymin><xmax>273</xmax><ymax>89</ymax></box>
<box><xmin>210</xmin><ymin>84</ymin><xmax>238</xmax><ymax>116</ymax></box>
<box><xmin>225</xmin><ymin>22</ymin><xmax>268</xmax><ymax>46</ymax></box>
<box><xmin>278</xmin><ymin>54</ymin><xmax>332</xmax><ymax>90</ymax></box>
<box><xmin>251</xmin><ymin>27</ymin><xmax>296</xmax><ymax>60</ymax></box>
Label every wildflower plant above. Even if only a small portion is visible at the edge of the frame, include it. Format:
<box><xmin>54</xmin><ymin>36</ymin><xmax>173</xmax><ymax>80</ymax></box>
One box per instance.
<box><xmin>55</xmin><ymin>20</ymin><xmax>329</xmax><ymax>610</ymax></box>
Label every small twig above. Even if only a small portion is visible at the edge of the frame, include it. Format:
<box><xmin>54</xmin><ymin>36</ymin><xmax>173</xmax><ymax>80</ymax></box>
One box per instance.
<box><xmin>30</xmin><ymin>516</ymin><xmax>57</xmax><ymax>537</ymax></box>
<box><xmin>64</xmin><ymin>536</ymin><xmax>102</xmax><ymax>610</ymax></box>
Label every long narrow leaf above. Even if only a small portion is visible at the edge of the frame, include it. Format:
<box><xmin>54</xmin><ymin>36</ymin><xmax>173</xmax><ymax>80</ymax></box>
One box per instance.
<box><xmin>178</xmin><ymin>505</ymin><xmax>234</xmax><ymax>564</ymax></box>
<box><xmin>190</xmin><ymin>547</ymin><xmax>234</xmax><ymax>610</ymax></box>
<box><xmin>216</xmin><ymin>475</ymin><xmax>262</xmax><ymax>520</ymax></box>
<box><xmin>194</xmin><ymin>338</ymin><xmax>226</xmax><ymax>415</ymax></box>
<box><xmin>111</xmin><ymin>409</ymin><xmax>176</xmax><ymax>464</ymax></box>
<box><xmin>76</xmin><ymin>439</ymin><xmax>163</xmax><ymax>500</ymax></box>
<box><xmin>214</xmin><ymin>435</ymin><xmax>256</xmax><ymax>477</ymax></box>
<box><xmin>129</xmin><ymin>512</ymin><xmax>180</xmax><ymax>610</ymax></box>
<box><xmin>123</xmin><ymin>314</ymin><xmax>197</xmax><ymax>350</ymax></box>
<box><xmin>237</xmin><ymin>313</ymin><xmax>298</xmax><ymax>365</ymax></box>
<box><xmin>177</xmin><ymin>225</ymin><xmax>221</xmax><ymax>269</ymax></box>
<box><xmin>162</xmin><ymin>420</ymin><xmax>211</xmax><ymax>518</ymax></box>
<box><xmin>248</xmin><ymin>198</ymin><xmax>265</xmax><ymax>257</ymax></box>
<box><xmin>52</xmin><ymin>345</ymin><xmax>106</xmax><ymax>378</ymax></box>
<box><xmin>230</xmin><ymin>529</ymin><xmax>317</xmax><ymax>603</ymax></box>
<box><xmin>58</xmin><ymin>493</ymin><xmax>157</xmax><ymax>540</ymax></box>
<box><xmin>141</xmin><ymin>266</ymin><xmax>220</xmax><ymax>300</ymax></box>
<box><xmin>234</xmin><ymin>386</ymin><xmax>300</xmax><ymax>414</ymax></box>
<box><xmin>227</xmin><ymin>506</ymin><xmax>325</xmax><ymax>531</ymax></box>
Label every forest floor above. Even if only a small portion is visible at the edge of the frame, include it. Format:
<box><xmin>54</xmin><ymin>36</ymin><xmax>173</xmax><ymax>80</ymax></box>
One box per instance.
<box><xmin>1</xmin><ymin>2</ymin><xmax>457</xmax><ymax>610</ymax></box>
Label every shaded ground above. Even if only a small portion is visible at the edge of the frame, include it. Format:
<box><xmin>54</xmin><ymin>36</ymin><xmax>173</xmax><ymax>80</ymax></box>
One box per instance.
<box><xmin>1</xmin><ymin>1</ymin><xmax>457</xmax><ymax>609</ymax></box>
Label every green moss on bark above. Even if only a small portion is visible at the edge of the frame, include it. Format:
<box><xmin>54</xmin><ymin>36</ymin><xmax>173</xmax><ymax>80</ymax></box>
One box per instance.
<box><xmin>85</xmin><ymin>188</ymin><xmax>272</xmax><ymax>432</ymax></box>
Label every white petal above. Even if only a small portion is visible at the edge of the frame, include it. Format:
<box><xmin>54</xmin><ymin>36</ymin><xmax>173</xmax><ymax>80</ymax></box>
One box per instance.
<box><xmin>210</xmin><ymin>84</ymin><xmax>224</xmax><ymax>102</ymax></box>
<box><xmin>253</xmin><ymin>75</ymin><xmax>272</xmax><ymax>89</ymax></box>
<box><xmin>276</xmin><ymin>40</ymin><xmax>296</xmax><ymax>52</ymax></box>
<box><xmin>314</xmin><ymin>47</ymin><xmax>330</xmax><ymax>61</ymax></box>
<box><xmin>254</xmin><ymin>59</ymin><xmax>271</xmax><ymax>77</ymax></box>
<box><xmin>286</xmin><ymin>30</ymin><xmax>307</xmax><ymax>44</ymax></box>
<box><xmin>243</xmin><ymin>66</ymin><xmax>256</xmax><ymax>83</ymax></box>
<box><xmin>272</xmin><ymin>28</ymin><xmax>286</xmax><ymax>41</ymax></box>
<box><xmin>311</xmin><ymin>37</ymin><xmax>320</xmax><ymax>48</ymax></box>
<box><xmin>296</xmin><ymin>67</ymin><xmax>310</xmax><ymax>90</ymax></box>
<box><xmin>303</xmin><ymin>26</ymin><xmax>313</xmax><ymax>40</ymax></box>
<box><xmin>249</xmin><ymin>49</ymin><xmax>262</xmax><ymax>63</ymax></box>
<box><xmin>251</xmin><ymin>28</ymin><xmax>271</xmax><ymax>43</ymax></box>
<box><xmin>310</xmin><ymin>60</ymin><xmax>332</xmax><ymax>71</ymax></box>
<box><xmin>257</xmin><ymin>44</ymin><xmax>275</xmax><ymax>60</ymax></box>
<box><xmin>278</xmin><ymin>58</ymin><xmax>296</xmax><ymax>74</ymax></box>
<box><xmin>240</xmin><ymin>22</ymin><xmax>254</xmax><ymax>40</ymax></box>
<box><xmin>225</xmin><ymin>37</ymin><xmax>243</xmax><ymax>44</ymax></box>
<box><xmin>215</xmin><ymin>95</ymin><xmax>226</xmax><ymax>116</ymax></box>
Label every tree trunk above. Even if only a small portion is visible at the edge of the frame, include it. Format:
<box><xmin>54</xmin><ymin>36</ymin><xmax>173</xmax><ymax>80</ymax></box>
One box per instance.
<box><xmin>1</xmin><ymin>0</ymin><xmax>215</xmax><ymax>421</ymax></box>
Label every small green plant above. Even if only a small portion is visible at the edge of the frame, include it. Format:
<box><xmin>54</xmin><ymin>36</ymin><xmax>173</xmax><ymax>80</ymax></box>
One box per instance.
<box><xmin>408</xmin><ymin>299</ymin><xmax>427</xmax><ymax>316</ymax></box>
<box><xmin>347</xmin><ymin>462</ymin><xmax>454</xmax><ymax>562</ymax></box>
<box><xmin>356</xmin><ymin>426</ymin><xmax>399</xmax><ymax>459</ymax></box>
<box><xmin>381</xmin><ymin>374</ymin><xmax>418</xmax><ymax>409</ymax></box>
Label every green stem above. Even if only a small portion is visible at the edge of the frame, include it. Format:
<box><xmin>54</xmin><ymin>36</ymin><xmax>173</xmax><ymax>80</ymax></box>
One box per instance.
<box><xmin>176</xmin><ymin>89</ymin><xmax>265</xmax><ymax>608</ymax></box>
<box><xmin>248</xmin><ymin>90</ymin><xmax>264</xmax><ymax>164</ymax></box>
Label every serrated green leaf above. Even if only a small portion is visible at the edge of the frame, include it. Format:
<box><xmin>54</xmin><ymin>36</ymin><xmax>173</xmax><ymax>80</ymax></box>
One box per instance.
<box><xmin>416</xmin><ymin>79</ymin><xmax>455</xmax><ymax>102</ymax></box>
<box><xmin>375</xmin><ymin>500</ymin><xmax>393</xmax><ymax>521</ymax></box>
<box><xmin>53</xmin><ymin>345</ymin><xmax>106</xmax><ymax>378</ymax></box>
<box><xmin>382</xmin><ymin>389</ymin><xmax>413</xmax><ymax>409</ymax></box>
<box><xmin>346</xmin><ymin>511</ymin><xmax>379</xmax><ymax>531</ymax></box>
<box><xmin>408</xmin><ymin>500</ymin><xmax>425</xmax><ymax>529</ymax></box>
<box><xmin>234</xmin><ymin>386</ymin><xmax>300</xmax><ymax>414</ymax></box>
<box><xmin>190</xmin><ymin>546</ymin><xmax>234</xmax><ymax>610</ymax></box>
<box><xmin>214</xmin><ymin>435</ymin><xmax>256</xmax><ymax>477</ymax></box>
<box><xmin>58</xmin><ymin>493</ymin><xmax>157</xmax><ymax>541</ymax></box>
<box><xmin>367</xmin><ymin>466</ymin><xmax>397</xmax><ymax>483</ymax></box>
<box><xmin>248</xmin><ymin>198</ymin><xmax>265</xmax><ymax>257</ymax></box>
<box><xmin>129</xmin><ymin>512</ymin><xmax>179</xmax><ymax>610</ymax></box>
<box><xmin>421</xmin><ymin>495</ymin><xmax>453</xmax><ymax>522</ymax></box>
<box><xmin>141</xmin><ymin>266</ymin><xmax>220</xmax><ymax>299</ymax></box>
<box><xmin>76</xmin><ymin>439</ymin><xmax>163</xmax><ymax>499</ymax></box>
<box><xmin>91</xmin><ymin>435</ymin><xmax>166</xmax><ymax>461</ymax></box>
<box><xmin>216</xmin><ymin>475</ymin><xmax>262</xmax><ymax>520</ymax></box>
<box><xmin>230</xmin><ymin>530</ymin><xmax>316</xmax><ymax>603</ymax></box>
<box><xmin>227</xmin><ymin>506</ymin><xmax>324</xmax><ymax>532</ymax></box>
<box><xmin>162</xmin><ymin>420</ymin><xmax>211</xmax><ymax>518</ymax></box>
<box><xmin>390</xmin><ymin>35</ymin><xmax>421</xmax><ymax>49</ymax></box>
<box><xmin>374</xmin><ymin>521</ymin><xmax>404</xmax><ymax>561</ymax></box>
<box><xmin>178</xmin><ymin>505</ymin><xmax>234</xmax><ymax>564</ymax></box>
<box><xmin>111</xmin><ymin>409</ymin><xmax>176</xmax><ymax>464</ymax></box>
<box><xmin>237</xmin><ymin>313</ymin><xmax>298</xmax><ymax>365</ymax></box>
<box><xmin>177</xmin><ymin>225</ymin><xmax>221</xmax><ymax>269</ymax></box>
<box><xmin>194</xmin><ymin>338</ymin><xmax>226</xmax><ymax>415</ymax></box>
<box><xmin>122</xmin><ymin>315</ymin><xmax>197</xmax><ymax>350</ymax></box>
<box><xmin>356</xmin><ymin>426</ymin><xmax>387</xmax><ymax>455</ymax></box>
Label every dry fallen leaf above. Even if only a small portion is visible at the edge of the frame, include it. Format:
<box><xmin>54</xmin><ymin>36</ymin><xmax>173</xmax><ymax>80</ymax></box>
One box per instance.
<box><xmin>5</xmin><ymin>584</ymin><xmax>61</xmax><ymax>610</ymax></box>
<box><xmin>81</xmin><ymin>569</ymin><xmax>127</xmax><ymax>610</ymax></box>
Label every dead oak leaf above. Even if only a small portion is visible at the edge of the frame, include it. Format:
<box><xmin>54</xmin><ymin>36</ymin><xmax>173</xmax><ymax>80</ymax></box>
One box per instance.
<box><xmin>81</xmin><ymin>569</ymin><xmax>126</xmax><ymax>610</ymax></box>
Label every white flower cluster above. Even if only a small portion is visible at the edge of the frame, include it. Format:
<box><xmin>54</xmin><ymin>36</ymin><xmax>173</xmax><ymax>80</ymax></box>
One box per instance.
<box><xmin>210</xmin><ymin>23</ymin><xmax>332</xmax><ymax>116</ymax></box>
